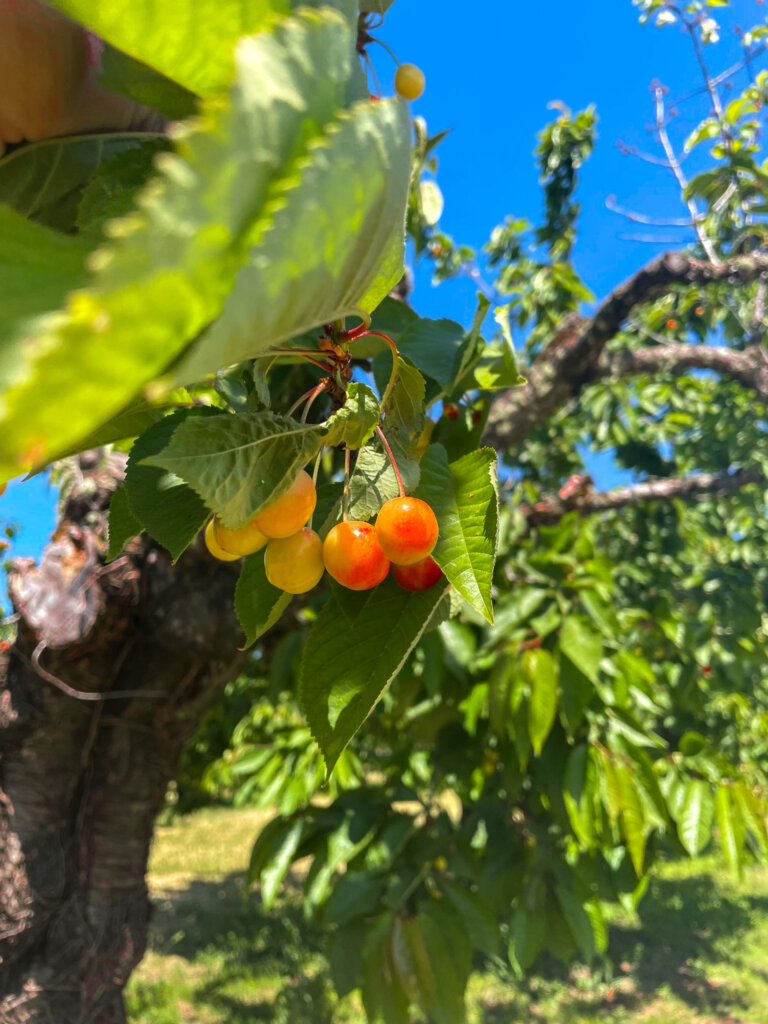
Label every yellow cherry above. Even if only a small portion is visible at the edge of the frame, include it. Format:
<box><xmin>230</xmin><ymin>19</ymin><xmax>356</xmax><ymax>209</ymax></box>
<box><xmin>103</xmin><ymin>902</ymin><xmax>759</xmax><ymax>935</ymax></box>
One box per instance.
<box><xmin>265</xmin><ymin>528</ymin><xmax>324</xmax><ymax>594</ymax></box>
<box><xmin>213</xmin><ymin>515</ymin><xmax>268</xmax><ymax>557</ymax></box>
<box><xmin>205</xmin><ymin>520</ymin><xmax>240</xmax><ymax>561</ymax></box>
<box><xmin>254</xmin><ymin>470</ymin><xmax>317</xmax><ymax>539</ymax></box>
<box><xmin>394</xmin><ymin>64</ymin><xmax>425</xmax><ymax>102</ymax></box>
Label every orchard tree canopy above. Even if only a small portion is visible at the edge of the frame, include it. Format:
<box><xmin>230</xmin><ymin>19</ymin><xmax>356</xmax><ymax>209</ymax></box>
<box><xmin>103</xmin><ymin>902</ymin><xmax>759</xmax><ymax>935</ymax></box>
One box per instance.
<box><xmin>2</xmin><ymin>0</ymin><xmax>768</xmax><ymax>1022</ymax></box>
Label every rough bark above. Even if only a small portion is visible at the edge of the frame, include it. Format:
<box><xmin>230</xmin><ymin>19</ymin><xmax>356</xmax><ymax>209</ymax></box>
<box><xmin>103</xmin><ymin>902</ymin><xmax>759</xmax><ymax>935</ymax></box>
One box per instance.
<box><xmin>483</xmin><ymin>251</ymin><xmax>768</xmax><ymax>448</ymax></box>
<box><xmin>0</xmin><ymin>454</ymin><xmax>248</xmax><ymax>1023</ymax></box>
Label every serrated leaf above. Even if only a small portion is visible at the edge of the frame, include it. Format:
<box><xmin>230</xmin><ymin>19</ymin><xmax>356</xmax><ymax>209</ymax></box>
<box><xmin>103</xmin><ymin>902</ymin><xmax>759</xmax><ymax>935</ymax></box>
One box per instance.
<box><xmin>299</xmin><ymin>578</ymin><xmax>446</xmax><ymax>774</ymax></box>
<box><xmin>558</xmin><ymin>615</ymin><xmax>603</xmax><ymax>684</ymax></box>
<box><xmin>0</xmin><ymin>133</ymin><xmax>164</xmax><ymax>232</ymax></box>
<box><xmin>235</xmin><ymin>554</ymin><xmax>292</xmax><ymax>647</ymax></box>
<box><xmin>124</xmin><ymin>410</ymin><xmax>212</xmax><ymax>560</ymax></box>
<box><xmin>46</xmin><ymin>0</ymin><xmax>291</xmax><ymax>96</ymax></box>
<box><xmin>142</xmin><ymin>383</ymin><xmax>379</xmax><ymax>528</ymax></box>
<box><xmin>347</xmin><ymin>446</ymin><xmax>420</xmax><ymax>522</ymax></box>
<box><xmin>380</xmin><ymin>356</ymin><xmax>426</xmax><ymax>458</ymax></box>
<box><xmin>76</xmin><ymin>139</ymin><xmax>170</xmax><ymax>238</ymax></box>
<box><xmin>107</xmin><ymin>485</ymin><xmax>142</xmax><ymax>560</ymax></box>
<box><xmin>522</xmin><ymin>648</ymin><xmax>559</xmax><ymax>755</ymax></box>
<box><xmin>394</xmin><ymin>319</ymin><xmax>467</xmax><ymax>389</ymax></box>
<box><xmin>416</xmin><ymin>444</ymin><xmax>499</xmax><ymax>623</ymax></box>
<box><xmin>0</xmin><ymin>11</ymin><xmax>409</xmax><ymax>479</ymax></box>
<box><xmin>678</xmin><ymin>779</ymin><xmax>715</xmax><ymax>856</ymax></box>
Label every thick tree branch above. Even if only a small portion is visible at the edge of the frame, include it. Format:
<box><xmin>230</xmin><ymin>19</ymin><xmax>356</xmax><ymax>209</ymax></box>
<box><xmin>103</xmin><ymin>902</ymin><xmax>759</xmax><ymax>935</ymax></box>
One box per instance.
<box><xmin>524</xmin><ymin>467</ymin><xmax>765</xmax><ymax>526</ymax></box>
<box><xmin>597</xmin><ymin>342</ymin><xmax>768</xmax><ymax>400</ymax></box>
<box><xmin>484</xmin><ymin>250</ymin><xmax>768</xmax><ymax>448</ymax></box>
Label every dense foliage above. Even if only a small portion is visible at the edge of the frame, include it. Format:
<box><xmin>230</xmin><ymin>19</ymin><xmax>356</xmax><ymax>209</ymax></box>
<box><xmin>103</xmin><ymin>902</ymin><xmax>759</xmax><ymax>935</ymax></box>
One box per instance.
<box><xmin>3</xmin><ymin>0</ymin><xmax>768</xmax><ymax>1021</ymax></box>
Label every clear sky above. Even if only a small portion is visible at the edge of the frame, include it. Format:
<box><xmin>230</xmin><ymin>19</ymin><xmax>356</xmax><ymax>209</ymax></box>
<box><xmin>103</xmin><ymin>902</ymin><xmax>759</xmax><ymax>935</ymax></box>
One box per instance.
<box><xmin>1</xmin><ymin>0</ymin><xmax>763</xmax><ymax>567</ymax></box>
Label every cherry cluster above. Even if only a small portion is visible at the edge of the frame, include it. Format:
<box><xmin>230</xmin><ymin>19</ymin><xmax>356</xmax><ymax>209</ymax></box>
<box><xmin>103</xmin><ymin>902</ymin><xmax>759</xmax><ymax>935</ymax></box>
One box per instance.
<box><xmin>205</xmin><ymin>472</ymin><xmax>442</xmax><ymax>596</ymax></box>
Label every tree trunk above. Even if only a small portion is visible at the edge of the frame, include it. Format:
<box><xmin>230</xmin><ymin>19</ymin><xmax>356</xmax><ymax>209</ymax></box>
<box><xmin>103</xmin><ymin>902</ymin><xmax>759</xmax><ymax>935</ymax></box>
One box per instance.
<box><xmin>0</xmin><ymin>454</ymin><xmax>246</xmax><ymax>1023</ymax></box>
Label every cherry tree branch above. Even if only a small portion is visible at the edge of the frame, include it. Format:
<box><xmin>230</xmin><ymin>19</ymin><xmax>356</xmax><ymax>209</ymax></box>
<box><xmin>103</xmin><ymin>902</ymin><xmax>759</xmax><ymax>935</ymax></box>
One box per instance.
<box><xmin>597</xmin><ymin>342</ymin><xmax>768</xmax><ymax>400</ymax></box>
<box><xmin>524</xmin><ymin>468</ymin><xmax>765</xmax><ymax>526</ymax></box>
<box><xmin>483</xmin><ymin>250</ymin><xmax>768</xmax><ymax>448</ymax></box>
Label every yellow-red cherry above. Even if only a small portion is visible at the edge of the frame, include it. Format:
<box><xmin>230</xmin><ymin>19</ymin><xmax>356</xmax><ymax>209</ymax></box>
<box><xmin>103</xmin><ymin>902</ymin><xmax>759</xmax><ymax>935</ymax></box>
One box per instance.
<box><xmin>213</xmin><ymin>515</ymin><xmax>268</xmax><ymax>557</ymax></box>
<box><xmin>375</xmin><ymin>497</ymin><xmax>438</xmax><ymax>566</ymax></box>
<box><xmin>394</xmin><ymin>63</ymin><xmax>425</xmax><ymax>101</ymax></box>
<box><xmin>265</xmin><ymin>528</ymin><xmax>324</xmax><ymax>595</ymax></box>
<box><xmin>254</xmin><ymin>470</ymin><xmax>317</xmax><ymax>539</ymax></box>
<box><xmin>392</xmin><ymin>556</ymin><xmax>443</xmax><ymax>592</ymax></box>
<box><xmin>205</xmin><ymin>520</ymin><xmax>241</xmax><ymax>561</ymax></box>
<box><xmin>323</xmin><ymin>521</ymin><xmax>390</xmax><ymax>591</ymax></box>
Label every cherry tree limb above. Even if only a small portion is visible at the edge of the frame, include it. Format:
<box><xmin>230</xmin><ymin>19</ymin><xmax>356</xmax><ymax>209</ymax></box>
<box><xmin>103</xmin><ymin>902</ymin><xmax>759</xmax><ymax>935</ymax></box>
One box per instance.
<box><xmin>596</xmin><ymin>342</ymin><xmax>768</xmax><ymax>400</ymax></box>
<box><xmin>523</xmin><ymin>467</ymin><xmax>765</xmax><ymax>526</ymax></box>
<box><xmin>483</xmin><ymin>250</ymin><xmax>768</xmax><ymax>448</ymax></box>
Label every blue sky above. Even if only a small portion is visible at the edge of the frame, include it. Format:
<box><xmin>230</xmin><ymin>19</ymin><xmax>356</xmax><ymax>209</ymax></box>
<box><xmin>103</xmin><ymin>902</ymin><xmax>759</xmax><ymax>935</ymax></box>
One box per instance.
<box><xmin>1</xmin><ymin>0</ymin><xmax>763</xmax><ymax>565</ymax></box>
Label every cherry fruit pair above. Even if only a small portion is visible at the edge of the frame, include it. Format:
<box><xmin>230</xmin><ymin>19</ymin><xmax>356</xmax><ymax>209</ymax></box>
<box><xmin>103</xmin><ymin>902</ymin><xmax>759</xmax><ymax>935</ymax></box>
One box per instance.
<box><xmin>205</xmin><ymin>470</ymin><xmax>323</xmax><ymax>595</ymax></box>
<box><xmin>323</xmin><ymin>496</ymin><xmax>441</xmax><ymax>593</ymax></box>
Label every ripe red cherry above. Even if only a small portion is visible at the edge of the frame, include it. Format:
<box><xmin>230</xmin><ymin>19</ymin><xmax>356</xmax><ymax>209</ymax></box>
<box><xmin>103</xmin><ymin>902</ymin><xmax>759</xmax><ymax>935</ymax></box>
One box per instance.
<box><xmin>323</xmin><ymin>521</ymin><xmax>390</xmax><ymax>591</ymax></box>
<box><xmin>375</xmin><ymin>497</ymin><xmax>438</xmax><ymax>566</ymax></box>
<box><xmin>391</xmin><ymin>556</ymin><xmax>443</xmax><ymax>592</ymax></box>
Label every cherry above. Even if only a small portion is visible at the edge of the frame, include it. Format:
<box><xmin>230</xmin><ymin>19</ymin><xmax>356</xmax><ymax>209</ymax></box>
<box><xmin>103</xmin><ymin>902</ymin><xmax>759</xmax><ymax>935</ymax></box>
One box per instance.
<box><xmin>205</xmin><ymin>520</ymin><xmax>241</xmax><ymax>561</ymax></box>
<box><xmin>394</xmin><ymin>63</ymin><xmax>425</xmax><ymax>101</ymax></box>
<box><xmin>213</xmin><ymin>516</ymin><xmax>268</xmax><ymax>557</ymax></box>
<box><xmin>375</xmin><ymin>497</ymin><xmax>438</xmax><ymax>566</ymax></box>
<box><xmin>265</xmin><ymin>528</ymin><xmax>324</xmax><ymax>594</ymax></box>
<box><xmin>443</xmin><ymin>402</ymin><xmax>459</xmax><ymax>420</ymax></box>
<box><xmin>323</xmin><ymin>521</ymin><xmax>390</xmax><ymax>591</ymax></box>
<box><xmin>391</xmin><ymin>556</ymin><xmax>443</xmax><ymax>592</ymax></box>
<box><xmin>254</xmin><ymin>470</ymin><xmax>316</xmax><ymax>539</ymax></box>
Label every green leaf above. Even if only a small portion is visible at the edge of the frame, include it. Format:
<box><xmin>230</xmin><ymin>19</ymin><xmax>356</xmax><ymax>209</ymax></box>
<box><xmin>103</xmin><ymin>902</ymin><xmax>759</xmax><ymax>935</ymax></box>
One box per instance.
<box><xmin>46</xmin><ymin>0</ymin><xmax>291</xmax><ymax>96</ymax></box>
<box><xmin>716</xmin><ymin>785</ymin><xmax>744</xmax><ymax>877</ymax></box>
<box><xmin>124</xmin><ymin>411</ymin><xmax>212</xmax><ymax>560</ymax></box>
<box><xmin>235</xmin><ymin>555</ymin><xmax>292</xmax><ymax>647</ymax></box>
<box><xmin>0</xmin><ymin>133</ymin><xmax>165</xmax><ymax>232</ymax></box>
<box><xmin>678</xmin><ymin>779</ymin><xmax>715</xmax><ymax>856</ymax></box>
<box><xmin>261</xmin><ymin>818</ymin><xmax>307</xmax><ymax>910</ymax></box>
<box><xmin>556</xmin><ymin>884</ymin><xmax>596</xmax><ymax>961</ymax></box>
<box><xmin>99</xmin><ymin>45</ymin><xmax>197</xmax><ymax>120</ymax></box>
<box><xmin>381</xmin><ymin>356</ymin><xmax>426</xmax><ymax>458</ymax></box>
<box><xmin>347</xmin><ymin>446</ymin><xmax>420</xmax><ymax>523</ymax></box>
<box><xmin>0</xmin><ymin>11</ymin><xmax>410</xmax><ymax>478</ymax></box>
<box><xmin>362</xmin><ymin>915</ymin><xmax>411</xmax><ymax>1024</ymax></box>
<box><xmin>107</xmin><ymin>485</ymin><xmax>143</xmax><ymax>561</ymax></box>
<box><xmin>558</xmin><ymin>656</ymin><xmax>594</xmax><ymax>735</ymax></box>
<box><xmin>417</xmin><ymin>903</ymin><xmax>471</xmax><ymax>1024</ymax></box>
<box><xmin>391</xmin><ymin>915</ymin><xmax>437</xmax><ymax>1010</ymax></box>
<box><xmin>324</xmin><ymin>872</ymin><xmax>386</xmax><ymax>928</ymax></box>
<box><xmin>510</xmin><ymin>906</ymin><xmax>546</xmax><ymax>970</ymax></box>
<box><xmin>394</xmin><ymin>318</ymin><xmax>467</xmax><ymax>388</ymax></box>
<box><xmin>299</xmin><ymin>578</ymin><xmax>446</xmax><ymax>774</ymax></box>
<box><xmin>329</xmin><ymin>919</ymin><xmax>367</xmax><ymax>997</ymax></box>
<box><xmin>438</xmin><ymin>878</ymin><xmax>499</xmax><ymax>957</ymax></box>
<box><xmin>558</xmin><ymin>615</ymin><xmax>603</xmax><ymax>684</ymax></box>
<box><xmin>75</xmin><ymin>139</ymin><xmax>170</xmax><ymax>238</ymax></box>
<box><xmin>616</xmin><ymin>764</ymin><xmax>648</xmax><ymax>875</ymax></box>
<box><xmin>142</xmin><ymin>384</ymin><xmax>379</xmax><ymax>529</ymax></box>
<box><xmin>416</xmin><ymin>445</ymin><xmax>499</xmax><ymax>623</ymax></box>
<box><xmin>522</xmin><ymin>648</ymin><xmax>559</xmax><ymax>756</ymax></box>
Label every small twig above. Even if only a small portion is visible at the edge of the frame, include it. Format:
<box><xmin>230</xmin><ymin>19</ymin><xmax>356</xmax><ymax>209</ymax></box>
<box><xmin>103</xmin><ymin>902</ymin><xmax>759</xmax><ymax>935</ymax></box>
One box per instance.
<box><xmin>22</xmin><ymin>642</ymin><xmax>167</xmax><ymax>702</ymax></box>
<box><xmin>654</xmin><ymin>85</ymin><xmax>719</xmax><ymax>264</ymax></box>
<box><xmin>606</xmin><ymin>194</ymin><xmax>692</xmax><ymax>227</ymax></box>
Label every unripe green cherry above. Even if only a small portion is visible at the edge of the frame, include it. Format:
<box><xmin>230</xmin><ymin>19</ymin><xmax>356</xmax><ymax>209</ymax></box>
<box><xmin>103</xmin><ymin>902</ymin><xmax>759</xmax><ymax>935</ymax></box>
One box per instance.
<box><xmin>265</xmin><ymin>528</ymin><xmax>324</xmax><ymax>594</ymax></box>
<box><xmin>254</xmin><ymin>470</ymin><xmax>317</xmax><ymax>539</ymax></box>
<box><xmin>394</xmin><ymin>63</ymin><xmax>425</xmax><ymax>101</ymax></box>
<box><xmin>213</xmin><ymin>516</ymin><xmax>268</xmax><ymax>557</ymax></box>
<box><xmin>205</xmin><ymin>520</ymin><xmax>240</xmax><ymax>561</ymax></box>
<box><xmin>323</xmin><ymin>521</ymin><xmax>390</xmax><ymax>591</ymax></box>
<box><xmin>375</xmin><ymin>497</ymin><xmax>438</xmax><ymax>566</ymax></box>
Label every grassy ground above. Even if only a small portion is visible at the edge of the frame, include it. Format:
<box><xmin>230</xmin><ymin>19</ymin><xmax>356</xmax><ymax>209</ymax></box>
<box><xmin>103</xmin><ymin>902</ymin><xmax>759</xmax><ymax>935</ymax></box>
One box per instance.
<box><xmin>127</xmin><ymin>807</ymin><xmax>768</xmax><ymax>1024</ymax></box>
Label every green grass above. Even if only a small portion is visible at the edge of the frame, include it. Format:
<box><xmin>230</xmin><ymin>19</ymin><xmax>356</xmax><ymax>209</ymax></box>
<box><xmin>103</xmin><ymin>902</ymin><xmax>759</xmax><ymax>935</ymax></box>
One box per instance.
<box><xmin>127</xmin><ymin>807</ymin><xmax>768</xmax><ymax>1024</ymax></box>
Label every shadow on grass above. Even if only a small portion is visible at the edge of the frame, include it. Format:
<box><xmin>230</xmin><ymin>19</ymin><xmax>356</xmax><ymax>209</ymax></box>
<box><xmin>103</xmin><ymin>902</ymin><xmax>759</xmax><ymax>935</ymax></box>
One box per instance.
<box><xmin>137</xmin><ymin>872</ymin><xmax>339</xmax><ymax>1024</ymax></box>
<box><xmin>474</xmin><ymin>868</ymin><xmax>768</xmax><ymax>1023</ymax></box>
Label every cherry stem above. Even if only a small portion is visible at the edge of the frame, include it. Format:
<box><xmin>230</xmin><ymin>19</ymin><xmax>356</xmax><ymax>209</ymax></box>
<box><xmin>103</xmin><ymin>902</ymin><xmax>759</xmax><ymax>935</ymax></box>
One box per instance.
<box><xmin>308</xmin><ymin>449</ymin><xmax>324</xmax><ymax>530</ymax></box>
<box><xmin>287</xmin><ymin>382</ymin><xmax>326</xmax><ymax>419</ymax></box>
<box><xmin>343</xmin><ymin>316</ymin><xmax>373</xmax><ymax>341</ymax></box>
<box><xmin>343</xmin><ymin>449</ymin><xmax>351</xmax><ymax>522</ymax></box>
<box><xmin>351</xmin><ymin>330</ymin><xmax>400</xmax><ymax>411</ymax></box>
<box><xmin>369</xmin><ymin>37</ymin><xmax>400</xmax><ymax>65</ymax></box>
<box><xmin>376</xmin><ymin>426</ymin><xmax>405</xmax><ymax>498</ymax></box>
<box><xmin>300</xmin><ymin>382</ymin><xmax>327</xmax><ymax>424</ymax></box>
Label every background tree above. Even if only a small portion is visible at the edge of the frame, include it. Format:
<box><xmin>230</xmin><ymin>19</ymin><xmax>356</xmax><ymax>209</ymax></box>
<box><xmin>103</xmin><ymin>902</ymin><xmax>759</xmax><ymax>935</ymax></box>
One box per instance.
<box><xmin>2</xmin><ymin>1</ymin><xmax>768</xmax><ymax>1023</ymax></box>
